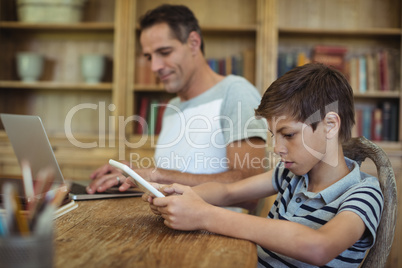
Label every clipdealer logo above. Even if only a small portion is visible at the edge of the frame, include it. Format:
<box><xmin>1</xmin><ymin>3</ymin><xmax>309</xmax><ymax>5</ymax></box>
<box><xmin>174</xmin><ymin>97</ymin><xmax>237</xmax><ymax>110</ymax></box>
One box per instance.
<box><xmin>64</xmin><ymin>101</ymin><xmax>267</xmax><ymax>160</ymax></box>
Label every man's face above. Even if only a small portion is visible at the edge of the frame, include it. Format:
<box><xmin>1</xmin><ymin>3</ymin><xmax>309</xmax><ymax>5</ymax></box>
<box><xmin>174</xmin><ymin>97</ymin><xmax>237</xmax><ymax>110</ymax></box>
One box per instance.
<box><xmin>140</xmin><ymin>23</ymin><xmax>194</xmax><ymax>95</ymax></box>
<box><xmin>268</xmin><ymin>116</ymin><xmax>328</xmax><ymax>176</ymax></box>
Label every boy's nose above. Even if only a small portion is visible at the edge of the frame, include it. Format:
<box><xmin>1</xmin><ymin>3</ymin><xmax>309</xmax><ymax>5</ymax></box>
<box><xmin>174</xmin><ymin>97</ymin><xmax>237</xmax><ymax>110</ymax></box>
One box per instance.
<box><xmin>273</xmin><ymin>138</ymin><xmax>287</xmax><ymax>156</ymax></box>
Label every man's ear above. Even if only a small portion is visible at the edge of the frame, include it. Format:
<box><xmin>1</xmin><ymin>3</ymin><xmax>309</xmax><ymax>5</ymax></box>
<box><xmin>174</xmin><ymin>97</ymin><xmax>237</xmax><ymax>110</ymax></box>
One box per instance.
<box><xmin>325</xmin><ymin>112</ymin><xmax>341</xmax><ymax>139</ymax></box>
<box><xmin>187</xmin><ymin>31</ymin><xmax>201</xmax><ymax>54</ymax></box>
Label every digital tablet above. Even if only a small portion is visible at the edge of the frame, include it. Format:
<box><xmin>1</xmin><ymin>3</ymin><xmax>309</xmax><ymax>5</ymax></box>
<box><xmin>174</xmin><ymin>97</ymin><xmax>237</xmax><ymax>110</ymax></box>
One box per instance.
<box><xmin>109</xmin><ymin>159</ymin><xmax>165</xmax><ymax>198</ymax></box>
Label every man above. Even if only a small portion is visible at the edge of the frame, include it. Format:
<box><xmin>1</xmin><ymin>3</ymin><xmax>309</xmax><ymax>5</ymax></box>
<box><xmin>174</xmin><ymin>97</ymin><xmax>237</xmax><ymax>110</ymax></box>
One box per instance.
<box><xmin>87</xmin><ymin>4</ymin><xmax>267</xmax><ymax>206</ymax></box>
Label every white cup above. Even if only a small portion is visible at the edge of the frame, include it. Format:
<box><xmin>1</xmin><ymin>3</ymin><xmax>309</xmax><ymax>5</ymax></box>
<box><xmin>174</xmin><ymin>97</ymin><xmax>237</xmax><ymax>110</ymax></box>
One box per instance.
<box><xmin>81</xmin><ymin>54</ymin><xmax>106</xmax><ymax>84</ymax></box>
<box><xmin>16</xmin><ymin>52</ymin><xmax>44</xmax><ymax>82</ymax></box>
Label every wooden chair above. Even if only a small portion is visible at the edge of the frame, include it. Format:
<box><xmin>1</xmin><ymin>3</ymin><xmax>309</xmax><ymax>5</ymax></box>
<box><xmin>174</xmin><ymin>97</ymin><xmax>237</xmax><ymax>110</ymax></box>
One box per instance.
<box><xmin>342</xmin><ymin>137</ymin><xmax>398</xmax><ymax>268</ymax></box>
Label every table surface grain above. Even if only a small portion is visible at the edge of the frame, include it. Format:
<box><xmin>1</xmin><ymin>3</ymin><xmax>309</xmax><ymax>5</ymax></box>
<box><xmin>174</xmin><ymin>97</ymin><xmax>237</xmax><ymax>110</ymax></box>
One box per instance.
<box><xmin>54</xmin><ymin>198</ymin><xmax>257</xmax><ymax>268</ymax></box>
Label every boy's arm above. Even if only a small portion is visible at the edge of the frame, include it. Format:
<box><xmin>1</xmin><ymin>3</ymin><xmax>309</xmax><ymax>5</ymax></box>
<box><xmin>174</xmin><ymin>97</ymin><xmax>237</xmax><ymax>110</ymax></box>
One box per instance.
<box><xmin>205</xmin><ymin>207</ymin><xmax>365</xmax><ymax>266</ymax></box>
<box><xmin>154</xmin><ymin>189</ymin><xmax>366</xmax><ymax>266</ymax></box>
<box><xmin>190</xmin><ymin>168</ymin><xmax>276</xmax><ymax>206</ymax></box>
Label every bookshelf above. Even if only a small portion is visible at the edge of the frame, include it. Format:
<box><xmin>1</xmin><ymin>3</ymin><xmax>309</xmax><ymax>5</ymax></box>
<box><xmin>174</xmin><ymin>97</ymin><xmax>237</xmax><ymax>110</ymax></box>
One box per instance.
<box><xmin>272</xmin><ymin>0</ymin><xmax>402</xmax><ymax>145</ymax></box>
<box><xmin>0</xmin><ymin>0</ymin><xmax>124</xmax><ymax>178</ymax></box>
<box><xmin>0</xmin><ymin>0</ymin><xmax>272</xmax><ymax>177</ymax></box>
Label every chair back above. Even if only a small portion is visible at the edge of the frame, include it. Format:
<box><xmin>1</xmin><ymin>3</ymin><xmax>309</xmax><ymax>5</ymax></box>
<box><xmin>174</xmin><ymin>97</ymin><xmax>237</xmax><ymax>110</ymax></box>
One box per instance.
<box><xmin>342</xmin><ymin>137</ymin><xmax>397</xmax><ymax>268</ymax></box>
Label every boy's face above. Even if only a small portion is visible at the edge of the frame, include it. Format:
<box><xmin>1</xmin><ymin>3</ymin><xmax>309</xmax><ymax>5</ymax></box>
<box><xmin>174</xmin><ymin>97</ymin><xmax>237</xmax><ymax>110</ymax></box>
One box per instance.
<box><xmin>268</xmin><ymin>116</ymin><xmax>328</xmax><ymax>176</ymax></box>
<box><xmin>140</xmin><ymin>22</ymin><xmax>195</xmax><ymax>95</ymax></box>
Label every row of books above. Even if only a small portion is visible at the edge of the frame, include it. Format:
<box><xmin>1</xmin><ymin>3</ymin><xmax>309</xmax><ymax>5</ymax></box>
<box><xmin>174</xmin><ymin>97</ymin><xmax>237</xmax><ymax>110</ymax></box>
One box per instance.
<box><xmin>136</xmin><ymin>97</ymin><xmax>169</xmax><ymax>135</ymax></box>
<box><xmin>277</xmin><ymin>49</ymin><xmax>311</xmax><ymax>78</ymax></box>
<box><xmin>278</xmin><ymin>45</ymin><xmax>350</xmax><ymax>77</ymax></box>
<box><xmin>277</xmin><ymin>46</ymin><xmax>400</xmax><ymax>94</ymax></box>
<box><xmin>347</xmin><ymin>50</ymin><xmax>400</xmax><ymax>94</ymax></box>
<box><xmin>135</xmin><ymin>97</ymin><xmax>399</xmax><ymax>142</ymax></box>
<box><xmin>354</xmin><ymin>102</ymin><xmax>398</xmax><ymax>142</ymax></box>
<box><xmin>206</xmin><ymin>49</ymin><xmax>255</xmax><ymax>84</ymax></box>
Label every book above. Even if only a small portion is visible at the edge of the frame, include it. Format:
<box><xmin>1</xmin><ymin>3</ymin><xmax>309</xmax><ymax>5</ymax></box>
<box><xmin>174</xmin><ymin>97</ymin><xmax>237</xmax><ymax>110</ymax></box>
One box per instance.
<box><xmin>207</xmin><ymin>58</ymin><xmax>219</xmax><ymax>73</ymax></box>
<box><xmin>277</xmin><ymin>52</ymin><xmax>296</xmax><ymax>78</ymax></box>
<box><xmin>358</xmin><ymin>56</ymin><xmax>367</xmax><ymax>93</ymax></box>
<box><xmin>218</xmin><ymin>58</ymin><xmax>226</xmax><ymax>75</ymax></box>
<box><xmin>354</xmin><ymin>107</ymin><xmax>363</xmax><ymax>137</ymax></box>
<box><xmin>54</xmin><ymin>198</ymin><xmax>78</xmax><ymax>219</ymax></box>
<box><xmin>379</xmin><ymin>50</ymin><xmax>390</xmax><ymax>91</ymax></box>
<box><xmin>355</xmin><ymin>103</ymin><xmax>377</xmax><ymax>140</ymax></box>
<box><xmin>137</xmin><ymin>97</ymin><xmax>150</xmax><ymax>134</ymax></box>
<box><xmin>371</xmin><ymin>108</ymin><xmax>383</xmax><ymax>141</ymax></box>
<box><xmin>155</xmin><ymin>100</ymin><xmax>169</xmax><ymax>135</ymax></box>
<box><xmin>297</xmin><ymin>51</ymin><xmax>310</xmax><ymax>66</ymax></box>
<box><xmin>365</xmin><ymin>53</ymin><xmax>377</xmax><ymax>92</ymax></box>
<box><xmin>225</xmin><ymin>56</ymin><xmax>232</xmax><ymax>75</ymax></box>
<box><xmin>390</xmin><ymin>102</ymin><xmax>398</xmax><ymax>141</ymax></box>
<box><xmin>381</xmin><ymin>101</ymin><xmax>398</xmax><ymax>141</ymax></box>
<box><xmin>382</xmin><ymin>102</ymin><xmax>392</xmax><ymax>141</ymax></box>
<box><xmin>362</xmin><ymin>104</ymin><xmax>373</xmax><ymax>140</ymax></box>
<box><xmin>147</xmin><ymin>99</ymin><xmax>159</xmax><ymax>135</ymax></box>
<box><xmin>0</xmin><ymin>177</ymin><xmax>78</xmax><ymax>220</ymax></box>
<box><xmin>312</xmin><ymin>45</ymin><xmax>347</xmax><ymax>73</ymax></box>
<box><xmin>348</xmin><ymin>57</ymin><xmax>358</xmax><ymax>93</ymax></box>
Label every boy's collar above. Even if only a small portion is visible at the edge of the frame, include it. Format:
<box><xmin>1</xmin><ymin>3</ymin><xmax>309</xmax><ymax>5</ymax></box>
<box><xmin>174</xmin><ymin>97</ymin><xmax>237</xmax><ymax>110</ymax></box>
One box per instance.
<box><xmin>318</xmin><ymin>157</ymin><xmax>360</xmax><ymax>204</ymax></box>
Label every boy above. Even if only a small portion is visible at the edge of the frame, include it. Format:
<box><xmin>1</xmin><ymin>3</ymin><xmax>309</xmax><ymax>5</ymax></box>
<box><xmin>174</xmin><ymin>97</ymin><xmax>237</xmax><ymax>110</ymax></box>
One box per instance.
<box><xmin>144</xmin><ymin>63</ymin><xmax>383</xmax><ymax>267</ymax></box>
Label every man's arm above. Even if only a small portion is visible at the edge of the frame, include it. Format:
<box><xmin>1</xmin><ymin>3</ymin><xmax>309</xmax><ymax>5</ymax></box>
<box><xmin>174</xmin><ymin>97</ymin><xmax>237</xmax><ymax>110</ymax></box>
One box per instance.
<box><xmin>147</xmin><ymin>137</ymin><xmax>266</xmax><ymax>186</ymax></box>
<box><xmin>88</xmin><ymin>137</ymin><xmax>266</xmax><ymax>195</ymax></box>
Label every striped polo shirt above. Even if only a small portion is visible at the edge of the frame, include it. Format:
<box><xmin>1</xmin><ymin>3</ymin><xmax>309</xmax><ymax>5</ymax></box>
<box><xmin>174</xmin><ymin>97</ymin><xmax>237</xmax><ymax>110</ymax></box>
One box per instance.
<box><xmin>257</xmin><ymin>157</ymin><xmax>384</xmax><ymax>268</ymax></box>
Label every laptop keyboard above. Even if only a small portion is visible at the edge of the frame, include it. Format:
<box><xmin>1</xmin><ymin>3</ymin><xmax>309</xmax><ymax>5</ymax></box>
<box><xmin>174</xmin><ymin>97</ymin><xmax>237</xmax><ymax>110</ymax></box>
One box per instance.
<box><xmin>70</xmin><ymin>183</ymin><xmax>88</xmax><ymax>194</ymax></box>
<box><xmin>70</xmin><ymin>182</ymin><xmax>143</xmax><ymax>195</ymax></box>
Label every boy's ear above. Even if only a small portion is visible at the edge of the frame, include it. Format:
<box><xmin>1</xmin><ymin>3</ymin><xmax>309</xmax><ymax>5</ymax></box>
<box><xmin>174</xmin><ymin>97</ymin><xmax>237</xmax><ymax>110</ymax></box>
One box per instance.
<box><xmin>325</xmin><ymin>112</ymin><xmax>341</xmax><ymax>139</ymax></box>
<box><xmin>187</xmin><ymin>31</ymin><xmax>201</xmax><ymax>54</ymax></box>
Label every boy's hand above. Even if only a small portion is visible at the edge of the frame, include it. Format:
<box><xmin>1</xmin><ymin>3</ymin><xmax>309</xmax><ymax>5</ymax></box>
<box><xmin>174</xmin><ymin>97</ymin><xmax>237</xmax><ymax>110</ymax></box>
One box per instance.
<box><xmin>152</xmin><ymin>183</ymin><xmax>209</xmax><ymax>231</ymax></box>
<box><xmin>142</xmin><ymin>182</ymin><xmax>172</xmax><ymax>215</ymax></box>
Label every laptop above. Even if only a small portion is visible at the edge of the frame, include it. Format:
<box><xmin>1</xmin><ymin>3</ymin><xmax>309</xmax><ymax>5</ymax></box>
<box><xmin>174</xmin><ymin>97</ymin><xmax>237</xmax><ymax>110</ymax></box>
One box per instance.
<box><xmin>0</xmin><ymin>113</ymin><xmax>143</xmax><ymax>200</ymax></box>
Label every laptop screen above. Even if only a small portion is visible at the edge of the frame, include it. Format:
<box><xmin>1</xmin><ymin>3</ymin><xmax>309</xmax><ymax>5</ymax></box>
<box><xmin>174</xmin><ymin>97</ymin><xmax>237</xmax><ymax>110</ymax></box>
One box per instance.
<box><xmin>0</xmin><ymin>114</ymin><xmax>65</xmax><ymax>185</ymax></box>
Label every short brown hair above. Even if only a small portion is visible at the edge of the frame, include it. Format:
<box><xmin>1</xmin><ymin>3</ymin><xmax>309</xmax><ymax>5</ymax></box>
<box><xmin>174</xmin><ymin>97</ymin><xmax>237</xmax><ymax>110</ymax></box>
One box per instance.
<box><xmin>139</xmin><ymin>4</ymin><xmax>205</xmax><ymax>54</ymax></box>
<box><xmin>255</xmin><ymin>63</ymin><xmax>355</xmax><ymax>142</ymax></box>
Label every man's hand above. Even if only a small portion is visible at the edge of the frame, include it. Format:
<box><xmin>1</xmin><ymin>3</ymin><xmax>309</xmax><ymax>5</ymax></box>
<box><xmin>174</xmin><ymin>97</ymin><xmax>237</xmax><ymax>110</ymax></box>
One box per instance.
<box><xmin>87</xmin><ymin>163</ymin><xmax>126</xmax><ymax>193</ymax></box>
<box><xmin>87</xmin><ymin>163</ymin><xmax>156</xmax><ymax>194</ymax></box>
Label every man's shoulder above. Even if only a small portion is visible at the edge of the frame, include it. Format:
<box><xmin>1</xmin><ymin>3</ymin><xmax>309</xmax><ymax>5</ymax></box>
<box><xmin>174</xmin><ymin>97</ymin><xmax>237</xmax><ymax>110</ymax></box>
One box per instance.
<box><xmin>217</xmin><ymin>75</ymin><xmax>261</xmax><ymax>104</ymax></box>
<box><xmin>220</xmin><ymin>75</ymin><xmax>257</xmax><ymax>91</ymax></box>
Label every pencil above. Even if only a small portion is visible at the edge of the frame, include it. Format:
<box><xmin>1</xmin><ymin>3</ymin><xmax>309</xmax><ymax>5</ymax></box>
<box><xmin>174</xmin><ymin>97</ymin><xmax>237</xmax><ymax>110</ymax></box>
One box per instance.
<box><xmin>12</xmin><ymin>190</ymin><xmax>30</xmax><ymax>236</ymax></box>
<box><xmin>22</xmin><ymin>160</ymin><xmax>34</xmax><ymax>205</ymax></box>
<box><xmin>28</xmin><ymin>168</ymin><xmax>55</xmax><ymax>224</ymax></box>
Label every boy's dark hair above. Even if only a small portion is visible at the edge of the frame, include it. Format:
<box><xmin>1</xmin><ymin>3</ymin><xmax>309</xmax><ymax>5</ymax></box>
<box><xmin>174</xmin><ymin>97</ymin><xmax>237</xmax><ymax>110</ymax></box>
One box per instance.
<box><xmin>255</xmin><ymin>63</ymin><xmax>355</xmax><ymax>142</ymax></box>
<box><xmin>139</xmin><ymin>4</ymin><xmax>205</xmax><ymax>54</ymax></box>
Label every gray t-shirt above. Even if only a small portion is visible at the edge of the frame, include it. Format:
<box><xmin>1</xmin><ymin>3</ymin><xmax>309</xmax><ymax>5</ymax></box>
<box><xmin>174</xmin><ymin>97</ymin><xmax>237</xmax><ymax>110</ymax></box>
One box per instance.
<box><xmin>154</xmin><ymin>75</ymin><xmax>267</xmax><ymax>174</ymax></box>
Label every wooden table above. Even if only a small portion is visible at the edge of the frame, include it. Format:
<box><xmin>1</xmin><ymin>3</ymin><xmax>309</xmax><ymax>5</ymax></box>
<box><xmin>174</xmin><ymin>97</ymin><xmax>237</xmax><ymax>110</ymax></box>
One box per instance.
<box><xmin>54</xmin><ymin>198</ymin><xmax>257</xmax><ymax>268</ymax></box>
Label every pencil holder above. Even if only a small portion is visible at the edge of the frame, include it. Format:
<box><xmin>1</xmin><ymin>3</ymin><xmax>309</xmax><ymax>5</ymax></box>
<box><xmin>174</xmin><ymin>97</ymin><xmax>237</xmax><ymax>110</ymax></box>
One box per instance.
<box><xmin>0</xmin><ymin>232</ymin><xmax>53</xmax><ymax>268</ymax></box>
